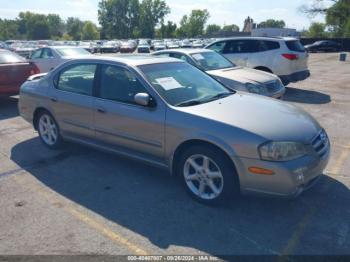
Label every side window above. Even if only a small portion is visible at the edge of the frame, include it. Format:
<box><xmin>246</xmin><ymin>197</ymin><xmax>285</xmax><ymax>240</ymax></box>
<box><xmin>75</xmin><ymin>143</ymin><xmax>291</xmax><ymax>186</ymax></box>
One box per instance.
<box><xmin>57</xmin><ymin>64</ymin><xmax>96</xmax><ymax>96</ymax></box>
<box><xmin>154</xmin><ymin>53</ymin><xmax>170</xmax><ymax>57</ymax></box>
<box><xmin>264</xmin><ymin>41</ymin><xmax>280</xmax><ymax>51</ymax></box>
<box><xmin>169</xmin><ymin>53</ymin><xmax>189</xmax><ymax>62</ymax></box>
<box><xmin>207</xmin><ymin>41</ymin><xmax>226</xmax><ymax>53</ymax></box>
<box><xmin>99</xmin><ymin>65</ymin><xmax>147</xmax><ymax>105</ymax></box>
<box><xmin>41</xmin><ymin>48</ymin><xmax>53</xmax><ymax>58</ymax></box>
<box><xmin>224</xmin><ymin>40</ymin><xmax>257</xmax><ymax>53</ymax></box>
<box><xmin>31</xmin><ymin>49</ymin><xmax>42</xmax><ymax>59</ymax></box>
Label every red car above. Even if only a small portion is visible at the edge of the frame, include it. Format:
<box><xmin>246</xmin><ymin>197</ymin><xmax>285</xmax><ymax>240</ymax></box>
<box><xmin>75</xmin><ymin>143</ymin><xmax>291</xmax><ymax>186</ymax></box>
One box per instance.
<box><xmin>0</xmin><ymin>49</ymin><xmax>40</xmax><ymax>97</ymax></box>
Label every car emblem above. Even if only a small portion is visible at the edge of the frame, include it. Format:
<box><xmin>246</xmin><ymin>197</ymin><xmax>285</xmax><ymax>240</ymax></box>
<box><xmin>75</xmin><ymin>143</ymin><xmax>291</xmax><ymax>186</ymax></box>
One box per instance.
<box><xmin>320</xmin><ymin>131</ymin><xmax>328</xmax><ymax>145</ymax></box>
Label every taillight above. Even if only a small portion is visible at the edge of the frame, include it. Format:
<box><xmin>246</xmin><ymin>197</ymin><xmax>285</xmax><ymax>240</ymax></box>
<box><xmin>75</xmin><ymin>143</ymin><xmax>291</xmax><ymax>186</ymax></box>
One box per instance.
<box><xmin>30</xmin><ymin>64</ymin><xmax>40</xmax><ymax>75</ymax></box>
<box><xmin>282</xmin><ymin>54</ymin><xmax>298</xmax><ymax>60</ymax></box>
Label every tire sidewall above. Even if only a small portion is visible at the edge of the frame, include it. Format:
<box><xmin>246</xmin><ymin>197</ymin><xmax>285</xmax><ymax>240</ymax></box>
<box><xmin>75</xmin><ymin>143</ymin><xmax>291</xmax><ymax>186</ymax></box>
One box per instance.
<box><xmin>37</xmin><ymin>111</ymin><xmax>62</xmax><ymax>149</ymax></box>
<box><xmin>177</xmin><ymin>145</ymin><xmax>239</xmax><ymax>205</ymax></box>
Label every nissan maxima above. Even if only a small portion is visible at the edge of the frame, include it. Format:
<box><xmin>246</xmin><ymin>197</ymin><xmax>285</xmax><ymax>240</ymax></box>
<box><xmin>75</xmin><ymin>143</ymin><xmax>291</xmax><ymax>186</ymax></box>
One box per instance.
<box><xmin>19</xmin><ymin>56</ymin><xmax>330</xmax><ymax>205</ymax></box>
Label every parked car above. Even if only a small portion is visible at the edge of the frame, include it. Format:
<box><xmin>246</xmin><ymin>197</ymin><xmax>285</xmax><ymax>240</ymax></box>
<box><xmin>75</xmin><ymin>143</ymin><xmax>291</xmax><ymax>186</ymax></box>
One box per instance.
<box><xmin>153</xmin><ymin>41</ymin><xmax>167</xmax><ymax>51</ymax></box>
<box><xmin>304</xmin><ymin>40</ymin><xmax>342</xmax><ymax>53</ymax></box>
<box><xmin>152</xmin><ymin>49</ymin><xmax>285</xmax><ymax>98</ymax></box>
<box><xmin>206</xmin><ymin>37</ymin><xmax>310</xmax><ymax>86</ymax></box>
<box><xmin>192</xmin><ymin>40</ymin><xmax>205</xmax><ymax>48</ymax></box>
<box><xmin>100</xmin><ymin>41</ymin><xmax>120</xmax><ymax>53</ymax></box>
<box><xmin>19</xmin><ymin>56</ymin><xmax>330</xmax><ymax>205</ymax></box>
<box><xmin>0</xmin><ymin>49</ymin><xmax>40</xmax><ymax>96</ymax></box>
<box><xmin>120</xmin><ymin>41</ymin><xmax>137</xmax><ymax>53</ymax></box>
<box><xmin>78</xmin><ymin>41</ymin><xmax>96</xmax><ymax>54</ymax></box>
<box><xmin>30</xmin><ymin>46</ymin><xmax>92</xmax><ymax>73</ymax></box>
<box><xmin>137</xmin><ymin>40</ymin><xmax>151</xmax><ymax>53</ymax></box>
<box><xmin>180</xmin><ymin>39</ymin><xmax>193</xmax><ymax>48</ymax></box>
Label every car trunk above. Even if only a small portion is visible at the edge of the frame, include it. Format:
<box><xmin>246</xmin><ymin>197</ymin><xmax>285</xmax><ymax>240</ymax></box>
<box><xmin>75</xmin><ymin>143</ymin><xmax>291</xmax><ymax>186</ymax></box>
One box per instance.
<box><xmin>0</xmin><ymin>62</ymin><xmax>38</xmax><ymax>95</ymax></box>
<box><xmin>285</xmin><ymin>40</ymin><xmax>309</xmax><ymax>72</ymax></box>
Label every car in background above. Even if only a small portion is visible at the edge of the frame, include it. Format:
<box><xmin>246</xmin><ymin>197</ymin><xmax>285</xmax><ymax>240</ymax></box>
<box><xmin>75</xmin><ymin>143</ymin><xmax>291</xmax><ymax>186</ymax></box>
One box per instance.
<box><xmin>120</xmin><ymin>41</ymin><xmax>137</xmax><ymax>53</ymax></box>
<box><xmin>100</xmin><ymin>41</ymin><xmax>120</xmax><ymax>53</ymax></box>
<box><xmin>0</xmin><ymin>42</ymin><xmax>9</xmax><ymax>50</ymax></box>
<box><xmin>206</xmin><ymin>37</ymin><xmax>310</xmax><ymax>86</ymax></box>
<box><xmin>152</xmin><ymin>49</ymin><xmax>285</xmax><ymax>98</ymax></box>
<box><xmin>30</xmin><ymin>46</ymin><xmax>92</xmax><ymax>73</ymax></box>
<box><xmin>137</xmin><ymin>40</ymin><xmax>151</xmax><ymax>53</ymax></box>
<box><xmin>192</xmin><ymin>40</ymin><xmax>204</xmax><ymax>48</ymax></box>
<box><xmin>153</xmin><ymin>41</ymin><xmax>167</xmax><ymax>51</ymax></box>
<box><xmin>0</xmin><ymin>49</ymin><xmax>40</xmax><ymax>96</ymax></box>
<box><xmin>180</xmin><ymin>39</ymin><xmax>193</xmax><ymax>48</ymax></box>
<box><xmin>304</xmin><ymin>40</ymin><xmax>342</xmax><ymax>53</ymax></box>
<box><xmin>166</xmin><ymin>41</ymin><xmax>180</xmax><ymax>49</ymax></box>
<box><xmin>78</xmin><ymin>41</ymin><xmax>96</xmax><ymax>54</ymax></box>
<box><xmin>19</xmin><ymin>56</ymin><xmax>329</xmax><ymax>205</ymax></box>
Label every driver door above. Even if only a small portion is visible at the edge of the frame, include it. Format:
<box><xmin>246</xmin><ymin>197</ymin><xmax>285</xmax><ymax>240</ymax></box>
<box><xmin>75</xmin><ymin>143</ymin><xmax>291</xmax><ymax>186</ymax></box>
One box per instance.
<box><xmin>94</xmin><ymin>64</ymin><xmax>166</xmax><ymax>159</ymax></box>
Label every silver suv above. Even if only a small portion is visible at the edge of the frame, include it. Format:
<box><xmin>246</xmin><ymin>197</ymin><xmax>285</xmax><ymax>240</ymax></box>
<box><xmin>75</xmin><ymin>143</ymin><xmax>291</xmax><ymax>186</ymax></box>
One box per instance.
<box><xmin>206</xmin><ymin>37</ymin><xmax>310</xmax><ymax>85</ymax></box>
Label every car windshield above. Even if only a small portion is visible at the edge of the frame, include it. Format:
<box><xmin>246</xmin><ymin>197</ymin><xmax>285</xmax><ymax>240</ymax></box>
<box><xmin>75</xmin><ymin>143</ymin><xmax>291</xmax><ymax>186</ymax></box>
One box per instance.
<box><xmin>0</xmin><ymin>51</ymin><xmax>26</xmax><ymax>64</ymax></box>
<box><xmin>190</xmin><ymin>51</ymin><xmax>235</xmax><ymax>71</ymax></box>
<box><xmin>139</xmin><ymin>62</ymin><xmax>234</xmax><ymax>107</ymax></box>
<box><xmin>55</xmin><ymin>47</ymin><xmax>90</xmax><ymax>56</ymax></box>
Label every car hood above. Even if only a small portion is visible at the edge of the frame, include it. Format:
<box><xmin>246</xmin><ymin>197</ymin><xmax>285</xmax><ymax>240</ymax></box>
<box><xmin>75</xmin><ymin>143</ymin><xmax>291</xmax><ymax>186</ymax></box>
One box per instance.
<box><xmin>208</xmin><ymin>67</ymin><xmax>277</xmax><ymax>84</ymax></box>
<box><xmin>176</xmin><ymin>93</ymin><xmax>321</xmax><ymax>143</ymax></box>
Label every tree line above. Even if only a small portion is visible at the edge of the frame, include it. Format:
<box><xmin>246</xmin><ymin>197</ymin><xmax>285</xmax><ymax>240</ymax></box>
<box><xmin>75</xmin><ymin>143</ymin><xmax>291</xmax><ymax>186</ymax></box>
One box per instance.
<box><xmin>0</xmin><ymin>0</ymin><xmax>349</xmax><ymax>41</ymax></box>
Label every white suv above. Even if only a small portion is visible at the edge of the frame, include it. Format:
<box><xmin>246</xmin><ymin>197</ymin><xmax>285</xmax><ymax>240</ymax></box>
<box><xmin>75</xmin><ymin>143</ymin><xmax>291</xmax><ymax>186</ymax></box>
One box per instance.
<box><xmin>206</xmin><ymin>37</ymin><xmax>310</xmax><ymax>85</ymax></box>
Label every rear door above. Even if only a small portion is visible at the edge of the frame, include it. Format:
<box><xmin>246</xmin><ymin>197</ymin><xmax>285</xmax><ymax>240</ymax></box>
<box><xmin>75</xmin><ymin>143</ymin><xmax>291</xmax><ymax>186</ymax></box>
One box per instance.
<box><xmin>49</xmin><ymin>63</ymin><xmax>96</xmax><ymax>139</ymax></box>
<box><xmin>31</xmin><ymin>48</ymin><xmax>55</xmax><ymax>73</ymax></box>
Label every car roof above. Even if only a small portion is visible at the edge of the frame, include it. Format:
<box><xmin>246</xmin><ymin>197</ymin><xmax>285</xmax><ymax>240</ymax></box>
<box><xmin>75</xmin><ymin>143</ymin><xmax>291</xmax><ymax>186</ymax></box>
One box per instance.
<box><xmin>209</xmin><ymin>36</ymin><xmax>298</xmax><ymax>43</ymax></box>
<box><xmin>154</xmin><ymin>48</ymin><xmax>213</xmax><ymax>55</ymax></box>
<box><xmin>66</xmin><ymin>55</ymin><xmax>183</xmax><ymax>67</ymax></box>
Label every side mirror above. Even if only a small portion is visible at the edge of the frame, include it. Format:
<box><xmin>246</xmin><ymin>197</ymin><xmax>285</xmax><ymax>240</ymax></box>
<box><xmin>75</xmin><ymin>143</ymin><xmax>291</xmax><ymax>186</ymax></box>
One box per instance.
<box><xmin>134</xmin><ymin>93</ymin><xmax>150</xmax><ymax>106</ymax></box>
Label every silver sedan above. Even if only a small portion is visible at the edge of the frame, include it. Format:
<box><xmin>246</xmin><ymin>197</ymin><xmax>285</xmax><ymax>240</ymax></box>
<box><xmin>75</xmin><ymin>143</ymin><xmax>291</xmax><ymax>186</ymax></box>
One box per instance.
<box><xmin>19</xmin><ymin>56</ymin><xmax>330</xmax><ymax>205</ymax></box>
<box><xmin>152</xmin><ymin>49</ymin><xmax>285</xmax><ymax>98</ymax></box>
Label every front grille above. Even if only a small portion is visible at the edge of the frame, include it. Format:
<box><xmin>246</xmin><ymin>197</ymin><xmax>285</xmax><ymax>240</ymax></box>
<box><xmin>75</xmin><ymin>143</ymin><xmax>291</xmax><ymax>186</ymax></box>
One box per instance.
<box><xmin>265</xmin><ymin>81</ymin><xmax>281</xmax><ymax>94</ymax></box>
<box><xmin>311</xmin><ymin>130</ymin><xmax>329</xmax><ymax>158</ymax></box>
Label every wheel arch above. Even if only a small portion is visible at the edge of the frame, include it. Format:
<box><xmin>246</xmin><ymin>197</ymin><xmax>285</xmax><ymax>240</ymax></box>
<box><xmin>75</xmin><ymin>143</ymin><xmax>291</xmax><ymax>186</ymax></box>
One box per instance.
<box><xmin>33</xmin><ymin>107</ymin><xmax>53</xmax><ymax>130</ymax></box>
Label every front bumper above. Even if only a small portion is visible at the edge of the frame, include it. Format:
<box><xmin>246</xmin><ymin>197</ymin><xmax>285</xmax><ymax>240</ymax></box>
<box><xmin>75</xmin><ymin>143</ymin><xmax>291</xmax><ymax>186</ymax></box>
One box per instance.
<box><xmin>233</xmin><ymin>144</ymin><xmax>330</xmax><ymax>198</ymax></box>
<box><xmin>279</xmin><ymin>70</ymin><xmax>310</xmax><ymax>85</ymax></box>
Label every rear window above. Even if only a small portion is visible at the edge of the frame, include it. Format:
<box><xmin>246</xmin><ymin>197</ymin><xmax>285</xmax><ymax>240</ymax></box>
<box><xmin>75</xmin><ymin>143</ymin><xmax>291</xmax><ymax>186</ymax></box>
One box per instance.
<box><xmin>55</xmin><ymin>48</ymin><xmax>90</xmax><ymax>57</ymax></box>
<box><xmin>0</xmin><ymin>51</ymin><xmax>26</xmax><ymax>64</ymax></box>
<box><xmin>286</xmin><ymin>40</ymin><xmax>305</xmax><ymax>52</ymax></box>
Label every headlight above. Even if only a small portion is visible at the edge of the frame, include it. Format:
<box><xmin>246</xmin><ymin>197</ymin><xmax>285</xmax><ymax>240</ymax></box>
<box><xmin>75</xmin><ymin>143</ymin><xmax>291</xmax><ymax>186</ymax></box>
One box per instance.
<box><xmin>246</xmin><ymin>83</ymin><xmax>267</xmax><ymax>95</ymax></box>
<box><xmin>259</xmin><ymin>141</ymin><xmax>307</xmax><ymax>161</ymax></box>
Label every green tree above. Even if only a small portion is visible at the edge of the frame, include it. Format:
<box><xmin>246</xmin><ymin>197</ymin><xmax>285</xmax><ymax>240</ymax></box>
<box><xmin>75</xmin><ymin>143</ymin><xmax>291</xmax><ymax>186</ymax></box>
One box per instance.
<box><xmin>18</xmin><ymin>12</ymin><xmax>50</xmax><ymax>39</ymax></box>
<box><xmin>66</xmin><ymin>17</ymin><xmax>84</xmax><ymax>40</ymax></box>
<box><xmin>301</xmin><ymin>0</ymin><xmax>350</xmax><ymax>37</ymax></box>
<box><xmin>178</xmin><ymin>9</ymin><xmax>210</xmax><ymax>37</ymax></box>
<box><xmin>0</xmin><ymin>19</ymin><xmax>21</xmax><ymax>40</ymax></box>
<box><xmin>157</xmin><ymin>21</ymin><xmax>177</xmax><ymax>38</ymax></box>
<box><xmin>81</xmin><ymin>21</ymin><xmax>100</xmax><ymax>40</ymax></box>
<box><xmin>98</xmin><ymin>0</ymin><xmax>140</xmax><ymax>39</ymax></box>
<box><xmin>222</xmin><ymin>24</ymin><xmax>240</xmax><ymax>32</ymax></box>
<box><xmin>139</xmin><ymin>0</ymin><xmax>170</xmax><ymax>38</ymax></box>
<box><xmin>47</xmin><ymin>14</ymin><xmax>64</xmax><ymax>39</ymax></box>
<box><xmin>258</xmin><ymin>19</ymin><xmax>286</xmax><ymax>28</ymax></box>
<box><xmin>306</xmin><ymin>22</ymin><xmax>327</xmax><ymax>37</ymax></box>
<box><xmin>205</xmin><ymin>24</ymin><xmax>221</xmax><ymax>35</ymax></box>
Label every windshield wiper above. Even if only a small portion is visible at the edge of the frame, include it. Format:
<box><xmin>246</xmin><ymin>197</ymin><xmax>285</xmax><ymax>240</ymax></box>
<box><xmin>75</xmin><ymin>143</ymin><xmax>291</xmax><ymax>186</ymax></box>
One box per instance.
<box><xmin>203</xmin><ymin>92</ymin><xmax>234</xmax><ymax>102</ymax></box>
<box><xmin>175</xmin><ymin>100</ymin><xmax>204</xmax><ymax>107</ymax></box>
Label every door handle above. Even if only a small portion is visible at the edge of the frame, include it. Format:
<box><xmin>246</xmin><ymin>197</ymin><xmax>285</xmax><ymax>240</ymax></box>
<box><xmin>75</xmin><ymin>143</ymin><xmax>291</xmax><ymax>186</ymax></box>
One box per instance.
<box><xmin>97</xmin><ymin>107</ymin><xmax>106</xmax><ymax>113</ymax></box>
<box><xmin>50</xmin><ymin>97</ymin><xmax>58</xmax><ymax>102</ymax></box>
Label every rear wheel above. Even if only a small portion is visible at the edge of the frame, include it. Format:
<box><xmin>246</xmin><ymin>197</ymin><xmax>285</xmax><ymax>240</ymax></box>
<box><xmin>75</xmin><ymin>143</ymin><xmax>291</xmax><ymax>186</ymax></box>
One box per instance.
<box><xmin>37</xmin><ymin>111</ymin><xmax>62</xmax><ymax>149</ymax></box>
<box><xmin>177</xmin><ymin>146</ymin><xmax>239</xmax><ymax>205</ymax></box>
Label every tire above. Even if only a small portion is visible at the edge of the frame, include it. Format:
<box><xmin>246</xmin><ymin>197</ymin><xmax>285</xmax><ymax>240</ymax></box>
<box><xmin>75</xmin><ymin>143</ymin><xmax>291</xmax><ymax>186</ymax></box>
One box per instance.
<box><xmin>37</xmin><ymin>111</ymin><xmax>62</xmax><ymax>149</ymax></box>
<box><xmin>177</xmin><ymin>145</ymin><xmax>239</xmax><ymax>205</ymax></box>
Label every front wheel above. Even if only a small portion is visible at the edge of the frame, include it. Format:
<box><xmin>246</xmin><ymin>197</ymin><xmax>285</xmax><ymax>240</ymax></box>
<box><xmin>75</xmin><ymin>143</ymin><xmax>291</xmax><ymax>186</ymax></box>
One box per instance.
<box><xmin>177</xmin><ymin>146</ymin><xmax>239</xmax><ymax>205</ymax></box>
<box><xmin>37</xmin><ymin>111</ymin><xmax>62</xmax><ymax>149</ymax></box>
